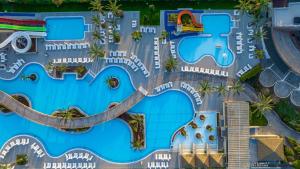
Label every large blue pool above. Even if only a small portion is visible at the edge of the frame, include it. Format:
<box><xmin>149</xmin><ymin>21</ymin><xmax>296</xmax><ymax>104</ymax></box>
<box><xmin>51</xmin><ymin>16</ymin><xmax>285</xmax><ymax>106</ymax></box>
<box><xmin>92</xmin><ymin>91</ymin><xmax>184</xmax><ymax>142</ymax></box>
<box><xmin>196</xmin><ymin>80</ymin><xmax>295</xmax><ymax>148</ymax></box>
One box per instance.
<box><xmin>45</xmin><ymin>17</ymin><xmax>87</xmax><ymax>41</ymax></box>
<box><xmin>178</xmin><ymin>14</ymin><xmax>234</xmax><ymax>67</ymax></box>
<box><xmin>0</xmin><ymin>64</ymin><xmax>200</xmax><ymax>163</ymax></box>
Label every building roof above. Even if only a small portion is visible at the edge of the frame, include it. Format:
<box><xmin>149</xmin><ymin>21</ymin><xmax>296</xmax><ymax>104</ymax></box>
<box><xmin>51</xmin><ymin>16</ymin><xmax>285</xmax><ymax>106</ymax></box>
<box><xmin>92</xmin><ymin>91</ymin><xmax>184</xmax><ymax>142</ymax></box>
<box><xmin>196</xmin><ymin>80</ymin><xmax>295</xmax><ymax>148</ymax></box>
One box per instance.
<box><xmin>273</xmin><ymin>0</ymin><xmax>289</xmax><ymax>8</ymax></box>
<box><xmin>180</xmin><ymin>153</ymin><xmax>224</xmax><ymax>168</ymax></box>
<box><xmin>272</xmin><ymin>2</ymin><xmax>300</xmax><ymax>28</ymax></box>
<box><xmin>224</xmin><ymin>101</ymin><xmax>250</xmax><ymax>169</ymax></box>
<box><xmin>256</xmin><ymin>137</ymin><xmax>285</xmax><ymax>161</ymax></box>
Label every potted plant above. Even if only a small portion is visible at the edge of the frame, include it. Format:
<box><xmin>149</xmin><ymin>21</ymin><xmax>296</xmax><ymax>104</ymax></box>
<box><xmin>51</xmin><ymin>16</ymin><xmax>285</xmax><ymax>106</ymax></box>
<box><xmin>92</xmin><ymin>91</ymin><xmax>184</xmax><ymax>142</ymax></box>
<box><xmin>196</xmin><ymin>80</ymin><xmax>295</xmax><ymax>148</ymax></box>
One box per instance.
<box><xmin>206</xmin><ymin>125</ymin><xmax>213</xmax><ymax>132</ymax></box>
<box><xmin>106</xmin><ymin>76</ymin><xmax>119</xmax><ymax>89</ymax></box>
<box><xmin>16</xmin><ymin>154</ymin><xmax>28</xmax><ymax>165</ymax></box>
<box><xmin>195</xmin><ymin>133</ymin><xmax>202</xmax><ymax>139</ymax></box>
<box><xmin>180</xmin><ymin>127</ymin><xmax>187</xmax><ymax>137</ymax></box>
<box><xmin>189</xmin><ymin>121</ymin><xmax>198</xmax><ymax>129</ymax></box>
<box><xmin>199</xmin><ymin>114</ymin><xmax>206</xmax><ymax>121</ymax></box>
<box><xmin>209</xmin><ymin>135</ymin><xmax>215</xmax><ymax>141</ymax></box>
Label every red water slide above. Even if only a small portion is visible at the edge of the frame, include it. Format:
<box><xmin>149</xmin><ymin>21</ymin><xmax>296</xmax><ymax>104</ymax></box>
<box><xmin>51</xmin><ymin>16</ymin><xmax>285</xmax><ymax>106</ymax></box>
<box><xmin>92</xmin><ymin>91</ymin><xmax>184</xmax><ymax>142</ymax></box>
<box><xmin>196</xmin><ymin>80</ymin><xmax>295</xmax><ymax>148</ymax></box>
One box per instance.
<box><xmin>0</xmin><ymin>17</ymin><xmax>45</xmax><ymax>26</ymax></box>
<box><xmin>177</xmin><ymin>10</ymin><xmax>203</xmax><ymax>28</ymax></box>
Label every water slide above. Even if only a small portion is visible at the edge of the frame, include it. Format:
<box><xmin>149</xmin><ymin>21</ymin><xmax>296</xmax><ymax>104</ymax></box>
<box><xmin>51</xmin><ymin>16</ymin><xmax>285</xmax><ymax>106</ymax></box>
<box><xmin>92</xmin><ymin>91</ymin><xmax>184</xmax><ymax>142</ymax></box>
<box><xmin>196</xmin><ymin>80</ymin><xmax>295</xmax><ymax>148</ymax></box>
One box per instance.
<box><xmin>0</xmin><ymin>18</ymin><xmax>45</xmax><ymax>26</ymax></box>
<box><xmin>177</xmin><ymin>10</ymin><xmax>203</xmax><ymax>32</ymax></box>
<box><xmin>0</xmin><ymin>23</ymin><xmax>46</xmax><ymax>32</ymax></box>
<box><xmin>0</xmin><ymin>31</ymin><xmax>46</xmax><ymax>53</ymax></box>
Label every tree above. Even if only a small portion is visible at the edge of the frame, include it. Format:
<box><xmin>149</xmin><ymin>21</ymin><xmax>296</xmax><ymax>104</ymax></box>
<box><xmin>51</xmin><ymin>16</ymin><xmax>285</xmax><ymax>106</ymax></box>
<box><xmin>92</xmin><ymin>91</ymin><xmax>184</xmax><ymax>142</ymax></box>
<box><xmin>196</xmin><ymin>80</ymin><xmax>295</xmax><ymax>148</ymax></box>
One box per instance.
<box><xmin>180</xmin><ymin>127</ymin><xmax>187</xmax><ymax>137</ymax></box>
<box><xmin>253</xmin><ymin>27</ymin><xmax>267</xmax><ymax>41</ymax></box>
<box><xmin>16</xmin><ymin>154</ymin><xmax>28</xmax><ymax>165</ymax></box>
<box><xmin>209</xmin><ymin>135</ymin><xmax>215</xmax><ymax>141</ymax></box>
<box><xmin>198</xmin><ymin>80</ymin><xmax>213</xmax><ymax>96</ymax></box>
<box><xmin>113</xmin><ymin>31</ymin><xmax>120</xmax><ymax>43</ymax></box>
<box><xmin>128</xmin><ymin>115</ymin><xmax>143</xmax><ymax>133</ymax></box>
<box><xmin>92</xmin><ymin>31</ymin><xmax>101</xmax><ymax>41</ymax></box>
<box><xmin>90</xmin><ymin>0</ymin><xmax>104</xmax><ymax>14</ymax></box>
<box><xmin>89</xmin><ymin>44</ymin><xmax>105</xmax><ymax>59</ymax></box>
<box><xmin>55</xmin><ymin>64</ymin><xmax>67</xmax><ymax>72</ymax></box>
<box><xmin>131</xmin><ymin>139</ymin><xmax>144</xmax><ymax>151</ymax></box>
<box><xmin>230</xmin><ymin>81</ymin><xmax>244</xmax><ymax>95</ymax></box>
<box><xmin>165</xmin><ymin>57</ymin><xmax>178</xmax><ymax>72</ymax></box>
<box><xmin>0</xmin><ymin>163</ymin><xmax>14</xmax><ymax>169</ymax></box>
<box><xmin>52</xmin><ymin>0</ymin><xmax>63</xmax><ymax>7</ymax></box>
<box><xmin>75</xmin><ymin>65</ymin><xmax>86</xmax><ymax>77</ymax></box>
<box><xmin>251</xmin><ymin>93</ymin><xmax>273</xmax><ymax>118</ymax></box>
<box><xmin>160</xmin><ymin>30</ymin><xmax>168</xmax><ymax>40</ymax></box>
<box><xmin>131</xmin><ymin>31</ymin><xmax>142</xmax><ymax>41</ymax></box>
<box><xmin>106</xmin><ymin>0</ymin><xmax>122</xmax><ymax>17</ymax></box>
<box><xmin>92</xmin><ymin>15</ymin><xmax>101</xmax><ymax>28</ymax></box>
<box><xmin>255</xmin><ymin>49</ymin><xmax>264</xmax><ymax>59</ymax></box>
<box><xmin>235</xmin><ymin>0</ymin><xmax>251</xmax><ymax>14</ymax></box>
<box><xmin>215</xmin><ymin>83</ymin><xmax>227</xmax><ymax>96</ymax></box>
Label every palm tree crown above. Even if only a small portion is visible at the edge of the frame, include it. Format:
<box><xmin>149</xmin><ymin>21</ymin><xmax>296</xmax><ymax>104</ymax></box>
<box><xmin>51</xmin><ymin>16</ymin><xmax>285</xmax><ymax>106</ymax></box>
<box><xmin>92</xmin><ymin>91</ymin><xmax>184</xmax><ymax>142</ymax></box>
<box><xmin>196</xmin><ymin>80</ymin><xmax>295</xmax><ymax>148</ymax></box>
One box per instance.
<box><xmin>251</xmin><ymin>93</ymin><xmax>273</xmax><ymax>117</ymax></box>
<box><xmin>165</xmin><ymin>57</ymin><xmax>178</xmax><ymax>72</ymax></box>
<box><xmin>198</xmin><ymin>80</ymin><xmax>213</xmax><ymax>96</ymax></box>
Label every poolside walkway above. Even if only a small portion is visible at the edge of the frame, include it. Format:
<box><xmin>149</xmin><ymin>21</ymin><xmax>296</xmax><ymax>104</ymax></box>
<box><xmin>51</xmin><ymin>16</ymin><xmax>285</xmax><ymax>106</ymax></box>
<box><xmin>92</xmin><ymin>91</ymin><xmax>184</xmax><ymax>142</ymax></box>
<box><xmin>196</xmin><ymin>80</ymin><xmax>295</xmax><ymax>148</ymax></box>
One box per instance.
<box><xmin>0</xmin><ymin>87</ymin><xmax>146</xmax><ymax>129</ymax></box>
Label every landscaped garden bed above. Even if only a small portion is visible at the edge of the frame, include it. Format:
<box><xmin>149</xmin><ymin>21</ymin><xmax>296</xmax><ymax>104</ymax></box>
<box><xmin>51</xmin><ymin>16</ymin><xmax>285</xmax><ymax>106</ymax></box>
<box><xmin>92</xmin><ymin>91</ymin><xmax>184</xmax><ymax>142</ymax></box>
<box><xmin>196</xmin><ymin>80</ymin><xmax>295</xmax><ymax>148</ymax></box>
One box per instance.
<box><xmin>52</xmin><ymin>108</ymin><xmax>90</xmax><ymax>132</ymax></box>
<box><xmin>53</xmin><ymin>65</ymin><xmax>87</xmax><ymax>78</ymax></box>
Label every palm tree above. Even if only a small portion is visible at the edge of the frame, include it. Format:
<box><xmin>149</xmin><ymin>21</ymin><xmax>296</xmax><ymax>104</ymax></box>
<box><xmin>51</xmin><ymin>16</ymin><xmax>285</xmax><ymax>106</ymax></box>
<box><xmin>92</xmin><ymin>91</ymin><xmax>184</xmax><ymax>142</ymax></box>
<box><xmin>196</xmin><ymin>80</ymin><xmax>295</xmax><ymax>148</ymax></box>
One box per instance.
<box><xmin>189</xmin><ymin>121</ymin><xmax>198</xmax><ymax>129</ymax></box>
<box><xmin>89</xmin><ymin>44</ymin><xmax>105</xmax><ymax>59</ymax></box>
<box><xmin>180</xmin><ymin>127</ymin><xmax>187</xmax><ymax>137</ymax></box>
<box><xmin>52</xmin><ymin>0</ymin><xmax>64</xmax><ymax>7</ymax></box>
<box><xmin>165</xmin><ymin>57</ymin><xmax>178</xmax><ymax>72</ymax></box>
<box><xmin>0</xmin><ymin>163</ymin><xmax>14</xmax><ymax>169</ymax></box>
<box><xmin>255</xmin><ymin>49</ymin><xmax>264</xmax><ymax>59</ymax></box>
<box><xmin>56</xmin><ymin>64</ymin><xmax>67</xmax><ymax>72</ymax></box>
<box><xmin>16</xmin><ymin>154</ymin><xmax>28</xmax><ymax>165</ymax></box>
<box><xmin>251</xmin><ymin>93</ymin><xmax>273</xmax><ymax>117</ymax></box>
<box><xmin>92</xmin><ymin>31</ymin><xmax>101</xmax><ymax>41</ymax></box>
<box><xmin>206</xmin><ymin>125</ymin><xmax>213</xmax><ymax>132</ymax></box>
<box><xmin>90</xmin><ymin>0</ymin><xmax>105</xmax><ymax>14</ymax></box>
<box><xmin>75</xmin><ymin>65</ymin><xmax>86</xmax><ymax>77</ymax></box>
<box><xmin>113</xmin><ymin>31</ymin><xmax>121</xmax><ymax>43</ymax></box>
<box><xmin>45</xmin><ymin>62</ymin><xmax>54</xmax><ymax>72</ymax></box>
<box><xmin>235</xmin><ymin>0</ymin><xmax>251</xmax><ymax>14</ymax></box>
<box><xmin>198</xmin><ymin>80</ymin><xmax>213</xmax><ymax>96</ymax></box>
<box><xmin>106</xmin><ymin>0</ymin><xmax>122</xmax><ymax>17</ymax></box>
<box><xmin>92</xmin><ymin>15</ymin><xmax>101</xmax><ymax>28</ymax></box>
<box><xmin>160</xmin><ymin>30</ymin><xmax>168</xmax><ymax>40</ymax></box>
<box><xmin>128</xmin><ymin>115</ymin><xmax>143</xmax><ymax>133</ymax></box>
<box><xmin>199</xmin><ymin>114</ymin><xmax>206</xmax><ymax>121</ymax></box>
<box><xmin>230</xmin><ymin>81</ymin><xmax>244</xmax><ymax>95</ymax></box>
<box><xmin>131</xmin><ymin>31</ymin><xmax>142</xmax><ymax>41</ymax></box>
<box><xmin>215</xmin><ymin>83</ymin><xmax>227</xmax><ymax>96</ymax></box>
<box><xmin>209</xmin><ymin>135</ymin><xmax>215</xmax><ymax>141</ymax></box>
<box><xmin>131</xmin><ymin>139</ymin><xmax>144</xmax><ymax>151</ymax></box>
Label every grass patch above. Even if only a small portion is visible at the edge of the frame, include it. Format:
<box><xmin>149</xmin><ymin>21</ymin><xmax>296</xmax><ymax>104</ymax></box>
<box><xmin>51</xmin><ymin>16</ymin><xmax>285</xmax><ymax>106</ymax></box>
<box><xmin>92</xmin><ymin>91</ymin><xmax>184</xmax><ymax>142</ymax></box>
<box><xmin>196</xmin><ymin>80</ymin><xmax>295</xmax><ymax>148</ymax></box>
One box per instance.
<box><xmin>240</xmin><ymin>64</ymin><xmax>263</xmax><ymax>82</ymax></box>
<box><xmin>274</xmin><ymin>100</ymin><xmax>300</xmax><ymax>132</ymax></box>
<box><xmin>0</xmin><ymin>1</ymin><xmax>237</xmax><ymax>25</ymax></box>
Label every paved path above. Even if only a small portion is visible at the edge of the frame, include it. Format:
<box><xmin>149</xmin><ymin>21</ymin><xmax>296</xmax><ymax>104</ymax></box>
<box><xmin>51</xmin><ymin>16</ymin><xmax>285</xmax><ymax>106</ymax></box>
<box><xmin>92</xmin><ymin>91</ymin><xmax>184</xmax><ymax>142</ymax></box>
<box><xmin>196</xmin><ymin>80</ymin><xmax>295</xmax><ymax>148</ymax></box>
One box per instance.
<box><xmin>264</xmin><ymin>110</ymin><xmax>300</xmax><ymax>142</ymax></box>
<box><xmin>0</xmin><ymin>89</ymin><xmax>146</xmax><ymax>129</ymax></box>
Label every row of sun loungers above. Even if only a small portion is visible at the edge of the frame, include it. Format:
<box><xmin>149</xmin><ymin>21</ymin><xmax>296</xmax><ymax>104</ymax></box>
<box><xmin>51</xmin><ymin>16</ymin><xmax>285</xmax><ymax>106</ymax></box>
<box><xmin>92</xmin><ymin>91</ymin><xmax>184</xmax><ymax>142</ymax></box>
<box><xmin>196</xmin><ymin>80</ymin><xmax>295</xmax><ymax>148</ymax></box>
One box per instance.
<box><xmin>247</xmin><ymin>26</ymin><xmax>256</xmax><ymax>59</ymax></box>
<box><xmin>31</xmin><ymin>142</ymin><xmax>45</xmax><ymax>158</ymax></box>
<box><xmin>180</xmin><ymin>82</ymin><xmax>202</xmax><ymax>105</ymax></box>
<box><xmin>147</xmin><ymin>161</ymin><xmax>169</xmax><ymax>169</ymax></box>
<box><xmin>236</xmin><ymin>32</ymin><xmax>243</xmax><ymax>54</ymax></box>
<box><xmin>43</xmin><ymin>162</ymin><xmax>96</xmax><ymax>169</ymax></box>
<box><xmin>106</xmin><ymin>57</ymin><xmax>138</xmax><ymax>72</ymax></box>
<box><xmin>65</xmin><ymin>152</ymin><xmax>94</xmax><ymax>161</ymax></box>
<box><xmin>140</xmin><ymin>26</ymin><xmax>156</xmax><ymax>34</ymax></box>
<box><xmin>236</xmin><ymin>64</ymin><xmax>253</xmax><ymax>77</ymax></box>
<box><xmin>109</xmin><ymin>50</ymin><xmax>127</xmax><ymax>57</ymax></box>
<box><xmin>181</xmin><ymin>66</ymin><xmax>229</xmax><ymax>77</ymax></box>
<box><xmin>170</xmin><ymin>41</ymin><xmax>176</xmax><ymax>58</ymax></box>
<box><xmin>0</xmin><ymin>137</ymin><xmax>29</xmax><ymax>159</ymax></box>
<box><xmin>154</xmin><ymin>82</ymin><xmax>173</xmax><ymax>93</ymax></box>
<box><xmin>155</xmin><ymin>153</ymin><xmax>171</xmax><ymax>161</ymax></box>
<box><xmin>130</xmin><ymin>53</ymin><xmax>150</xmax><ymax>77</ymax></box>
<box><xmin>6</xmin><ymin>59</ymin><xmax>25</xmax><ymax>74</ymax></box>
<box><xmin>53</xmin><ymin>57</ymin><xmax>94</xmax><ymax>64</ymax></box>
<box><xmin>154</xmin><ymin>37</ymin><xmax>160</xmax><ymax>69</ymax></box>
<box><xmin>0</xmin><ymin>52</ymin><xmax>7</xmax><ymax>63</ymax></box>
<box><xmin>46</xmin><ymin>43</ymin><xmax>90</xmax><ymax>51</ymax></box>
<box><xmin>99</xmin><ymin>30</ymin><xmax>106</xmax><ymax>45</ymax></box>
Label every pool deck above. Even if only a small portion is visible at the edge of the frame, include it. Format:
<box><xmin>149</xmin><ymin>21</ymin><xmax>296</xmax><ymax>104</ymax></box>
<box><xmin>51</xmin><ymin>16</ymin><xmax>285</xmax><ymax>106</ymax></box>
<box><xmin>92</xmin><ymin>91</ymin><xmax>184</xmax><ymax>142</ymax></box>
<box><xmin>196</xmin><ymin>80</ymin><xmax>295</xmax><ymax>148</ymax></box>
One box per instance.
<box><xmin>0</xmin><ymin>10</ymin><xmax>258</xmax><ymax>168</ymax></box>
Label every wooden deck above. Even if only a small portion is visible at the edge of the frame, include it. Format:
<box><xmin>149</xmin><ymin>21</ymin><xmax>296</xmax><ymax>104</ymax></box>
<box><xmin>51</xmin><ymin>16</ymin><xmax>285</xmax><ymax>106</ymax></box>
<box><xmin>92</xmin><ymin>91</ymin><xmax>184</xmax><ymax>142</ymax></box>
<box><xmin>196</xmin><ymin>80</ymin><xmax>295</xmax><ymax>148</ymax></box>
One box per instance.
<box><xmin>0</xmin><ymin>89</ymin><xmax>146</xmax><ymax>129</ymax></box>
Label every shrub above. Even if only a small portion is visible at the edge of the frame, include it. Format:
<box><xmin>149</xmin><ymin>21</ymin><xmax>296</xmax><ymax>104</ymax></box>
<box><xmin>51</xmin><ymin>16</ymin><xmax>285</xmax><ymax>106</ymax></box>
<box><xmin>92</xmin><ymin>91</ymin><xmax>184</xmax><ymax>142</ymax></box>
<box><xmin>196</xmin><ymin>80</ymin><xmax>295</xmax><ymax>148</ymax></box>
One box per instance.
<box><xmin>16</xmin><ymin>154</ymin><xmax>28</xmax><ymax>165</ymax></box>
<box><xmin>240</xmin><ymin>64</ymin><xmax>262</xmax><ymax>82</ymax></box>
<box><xmin>293</xmin><ymin>160</ymin><xmax>300</xmax><ymax>169</ymax></box>
<box><xmin>284</xmin><ymin>146</ymin><xmax>295</xmax><ymax>157</ymax></box>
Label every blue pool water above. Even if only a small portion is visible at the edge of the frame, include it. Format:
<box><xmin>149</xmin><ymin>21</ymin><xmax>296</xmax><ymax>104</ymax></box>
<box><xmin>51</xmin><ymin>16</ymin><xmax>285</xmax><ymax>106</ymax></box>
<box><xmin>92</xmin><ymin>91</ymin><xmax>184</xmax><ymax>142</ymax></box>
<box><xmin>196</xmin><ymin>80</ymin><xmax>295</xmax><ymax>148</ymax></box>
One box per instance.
<box><xmin>0</xmin><ymin>64</ymin><xmax>198</xmax><ymax>162</ymax></box>
<box><xmin>172</xmin><ymin>112</ymin><xmax>218</xmax><ymax>150</ymax></box>
<box><xmin>45</xmin><ymin>17</ymin><xmax>87</xmax><ymax>40</ymax></box>
<box><xmin>178</xmin><ymin>14</ymin><xmax>234</xmax><ymax>67</ymax></box>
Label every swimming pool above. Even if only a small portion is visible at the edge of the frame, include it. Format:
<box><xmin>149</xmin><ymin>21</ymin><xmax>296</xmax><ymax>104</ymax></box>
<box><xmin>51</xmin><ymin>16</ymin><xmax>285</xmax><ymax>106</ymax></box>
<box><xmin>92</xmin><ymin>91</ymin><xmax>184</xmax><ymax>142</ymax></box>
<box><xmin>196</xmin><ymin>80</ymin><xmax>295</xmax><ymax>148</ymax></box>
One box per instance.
<box><xmin>45</xmin><ymin>17</ymin><xmax>87</xmax><ymax>41</ymax></box>
<box><xmin>0</xmin><ymin>64</ymin><xmax>197</xmax><ymax>163</ymax></box>
<box><xmin>178</xmin><ymin>14</ymin><xmax>234</xmax><ymax>67</ymax></box>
